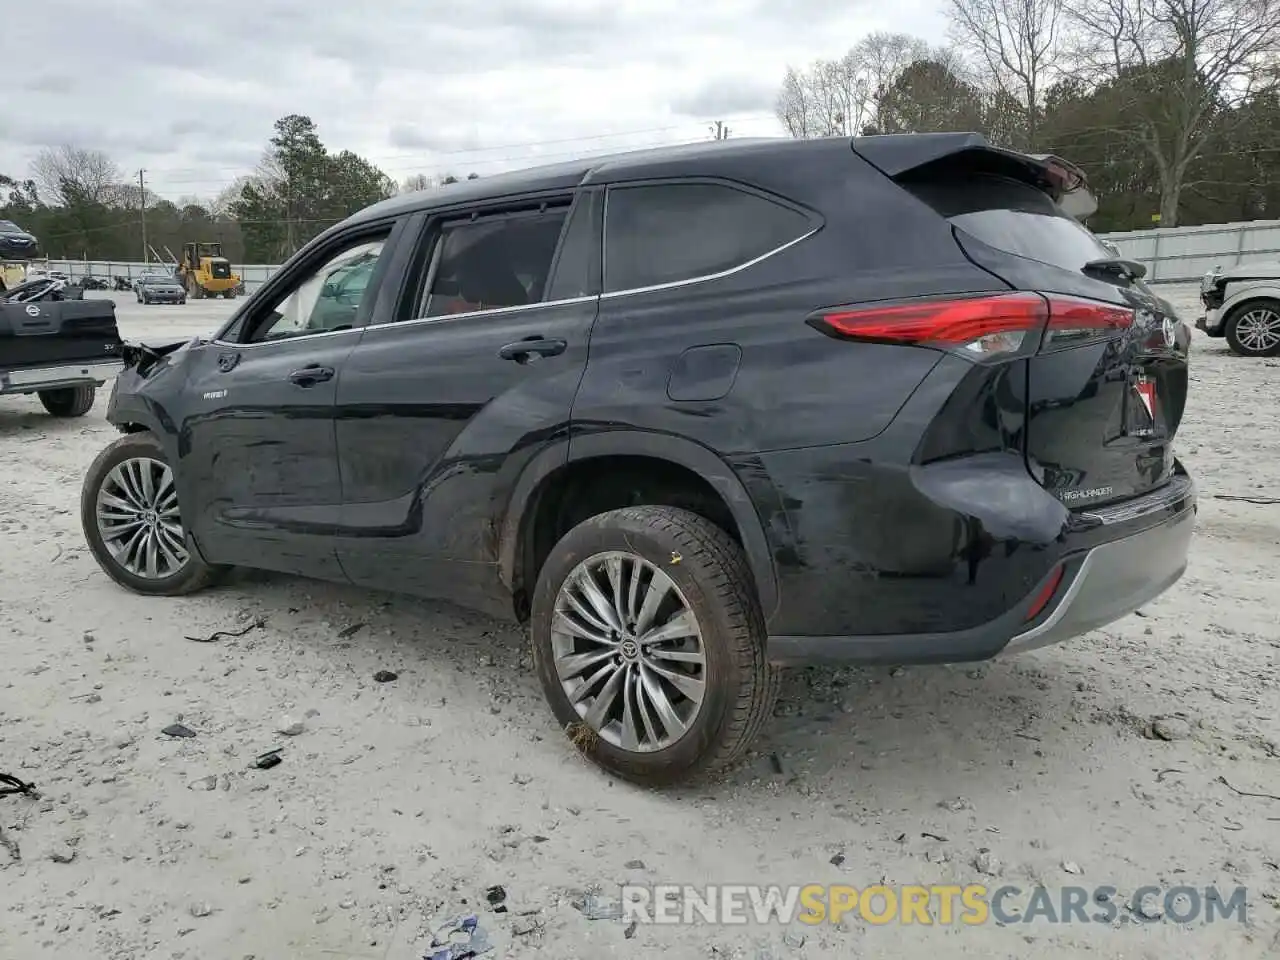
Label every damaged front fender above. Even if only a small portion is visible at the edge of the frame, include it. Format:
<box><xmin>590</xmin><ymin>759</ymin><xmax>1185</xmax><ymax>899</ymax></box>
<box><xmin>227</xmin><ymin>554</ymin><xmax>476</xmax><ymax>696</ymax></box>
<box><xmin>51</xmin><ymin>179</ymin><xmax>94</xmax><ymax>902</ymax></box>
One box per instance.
<box><xmin>108</xmin><ymin>337</ymin><xmax>202</xmax><ymax>439</ymax></box>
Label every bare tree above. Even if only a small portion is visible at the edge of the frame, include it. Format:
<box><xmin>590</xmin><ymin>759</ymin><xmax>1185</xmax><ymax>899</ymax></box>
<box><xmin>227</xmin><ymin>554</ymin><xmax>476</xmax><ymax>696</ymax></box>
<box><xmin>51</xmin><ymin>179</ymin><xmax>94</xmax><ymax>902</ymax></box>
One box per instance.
<box><xmin>947</xmin><ymin>0</ymin><xmax>1064</xmax><ymax>147</ymax></box>
<box><xmin>30</xmin><ymin>145</ymin><xmax>121</xmax><ymax>205</ymax></box>
<box><xmin>775</xmin><ymin>33</ymin><xmax>933</xmax><ymax>138</ymax></box>
<box><xmin>401</xmin><ymin>173</ymin><xmax>434</xmax><ymax>192</ymax></box>
<box><xmin>1069</xmin><ymin>0</ymin><xmax>1280</xmax><ymax>224</ymax></box>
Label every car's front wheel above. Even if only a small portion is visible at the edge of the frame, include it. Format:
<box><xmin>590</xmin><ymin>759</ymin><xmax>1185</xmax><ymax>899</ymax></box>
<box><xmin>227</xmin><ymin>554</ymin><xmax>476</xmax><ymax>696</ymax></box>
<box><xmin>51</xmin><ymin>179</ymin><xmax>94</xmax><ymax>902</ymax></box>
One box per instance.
<box><xmin>530</xmin><ymin>506</ymin><xmax>779</xmax><ymax>786</ymax></box>
<box><xmin>1225</xmin><ymin>298</ymin><xmax>1280</xmax><ymax>357</ymax></box>
<box><xmin>81</xmin><ymin>432</ymin><xmax>223</xmax><ymax>596</ymax></box>
<box><xmin>39</xmin><ymin>385</ymin><xmax>95</xmax><ymax>417</ymax></box>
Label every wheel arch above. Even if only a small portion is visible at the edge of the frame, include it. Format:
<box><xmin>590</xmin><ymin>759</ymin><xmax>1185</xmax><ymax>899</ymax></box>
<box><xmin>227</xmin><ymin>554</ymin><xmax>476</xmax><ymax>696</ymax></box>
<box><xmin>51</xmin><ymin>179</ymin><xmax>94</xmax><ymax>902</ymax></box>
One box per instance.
<box><xmin>1220</xmin><ymin>285</ymin><xmax>1280</xmax><ymax>322</ymax></box>
<box><xmin>498</xmin><ymin>431</ymin><xmax>780</xmax><ymax>623</ymax></box>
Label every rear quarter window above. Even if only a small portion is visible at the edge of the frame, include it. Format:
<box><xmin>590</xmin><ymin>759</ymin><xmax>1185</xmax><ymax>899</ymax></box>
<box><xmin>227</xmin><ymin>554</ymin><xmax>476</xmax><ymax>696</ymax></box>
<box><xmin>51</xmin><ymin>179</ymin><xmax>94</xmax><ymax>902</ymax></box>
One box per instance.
<box><xmin>603</xmin><ymin>182</ymin><xmax>812</xmax><ymax>293</ymax></box>
<box><xmin>903</xmin><ymin>173</ymin><xmax>1114</xmax><ymax>273</ymax></box>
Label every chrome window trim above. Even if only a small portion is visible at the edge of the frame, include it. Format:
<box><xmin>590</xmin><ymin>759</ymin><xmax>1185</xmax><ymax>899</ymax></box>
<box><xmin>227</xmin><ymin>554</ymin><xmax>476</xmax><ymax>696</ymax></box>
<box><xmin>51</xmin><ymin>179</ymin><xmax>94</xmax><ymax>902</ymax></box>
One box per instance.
<box><xmin>212</xmin><ymin>325</ymin><xmax>367</xmax><ymax>349</ymax></box>
<box><xmin>599</xmin><ymin>226</ymin><xmax>819</xmax><ymax>300</ymax></box>
<box><xmin>366</xmin><ymin>294</ymin><xmax>599</xmax><ymax>333</ymax></box>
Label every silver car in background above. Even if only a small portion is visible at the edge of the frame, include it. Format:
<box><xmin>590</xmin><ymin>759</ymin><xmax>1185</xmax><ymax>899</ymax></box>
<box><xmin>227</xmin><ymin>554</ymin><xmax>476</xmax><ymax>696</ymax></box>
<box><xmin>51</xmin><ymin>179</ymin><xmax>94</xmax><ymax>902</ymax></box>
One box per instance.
<box><xmin>1198</xmin><ymin>262</ymin><xmax>1280</xmax><ymax>357</ymax></box>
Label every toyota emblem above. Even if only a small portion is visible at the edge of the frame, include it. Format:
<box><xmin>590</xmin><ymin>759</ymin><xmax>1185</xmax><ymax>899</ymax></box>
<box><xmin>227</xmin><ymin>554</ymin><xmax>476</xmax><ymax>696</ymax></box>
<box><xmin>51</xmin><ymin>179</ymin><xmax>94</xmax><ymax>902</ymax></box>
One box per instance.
<box><xmin>24</xmin><ymin>304</ymin><xmax>39</xmax><ymax>317</ymax></box>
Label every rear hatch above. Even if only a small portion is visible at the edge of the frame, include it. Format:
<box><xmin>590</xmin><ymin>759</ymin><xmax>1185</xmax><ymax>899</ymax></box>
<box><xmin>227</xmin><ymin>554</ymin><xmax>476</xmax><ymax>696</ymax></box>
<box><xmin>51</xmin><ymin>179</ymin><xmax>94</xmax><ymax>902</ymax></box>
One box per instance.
<box><xmin>890</xmin><ymin>157</ymin><xmax>1188</xmax><ymax>507</ymax></box>
<box><xmin>0</xmin><ymin>297</ymin><xmax>123</xmax><ymax>371</ymax></box>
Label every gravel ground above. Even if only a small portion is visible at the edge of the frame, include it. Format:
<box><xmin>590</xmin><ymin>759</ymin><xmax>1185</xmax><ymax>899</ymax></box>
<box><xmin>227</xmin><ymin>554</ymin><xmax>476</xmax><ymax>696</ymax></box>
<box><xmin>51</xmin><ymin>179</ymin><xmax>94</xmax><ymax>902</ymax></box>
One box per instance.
<box><xmin>1</xmin><ymin>287</ymin><xmax>1277</xmax><ymax>960</ymax></box>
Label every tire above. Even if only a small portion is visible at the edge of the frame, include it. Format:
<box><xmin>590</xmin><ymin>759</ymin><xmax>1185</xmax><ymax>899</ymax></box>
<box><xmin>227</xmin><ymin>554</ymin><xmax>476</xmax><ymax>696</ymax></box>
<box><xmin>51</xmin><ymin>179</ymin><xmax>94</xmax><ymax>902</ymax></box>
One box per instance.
<box><xmin>530</xmin><ymin>506</ymin><xmax>779</xmax><ymax>786</ymax></box>
<box><xmin>179</xmin><ymin>297</ymin><xmax>187</xmax><ymax>305</ymax></box>
<box><xmin>224</xmin><ymin>289</ymin><xmax>235</xmax><ymax>300</ymax></box>
<box><xmin>80</xmin><ymin>432</ymin><xmax>223</xmax><ymax>596</ymax></box>
<box><xmin>1224</xmin><ymin>298</ymin><xmax>1280</xmax><ymax>357</ymax></box>
<box><xmin>38</xmin><ymin>385</ymin><xmax>95</xmax><ymax>418</ymax></box>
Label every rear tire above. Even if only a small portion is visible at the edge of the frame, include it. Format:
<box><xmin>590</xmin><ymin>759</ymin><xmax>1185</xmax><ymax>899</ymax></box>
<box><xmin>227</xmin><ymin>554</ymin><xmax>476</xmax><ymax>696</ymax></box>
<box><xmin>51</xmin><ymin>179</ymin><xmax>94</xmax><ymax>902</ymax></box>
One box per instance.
<box><xmin>80</xmin><ymin>432</ymin><xmax>224</xmax><ymax>596</ymax></box>
<box><xmin>530</xmin><ymin>506</ymin><xmax>779</xmax><ymax>786</ymax></box>
<box><xmin>39</xmin><ymin>385</ymin><xmax>95</xmax><ymax>418</ymax></box>
<box><xmin>1224</xmin><ymin>298</ymin><xmax>1280</xmax><ymax>357</ymax></box>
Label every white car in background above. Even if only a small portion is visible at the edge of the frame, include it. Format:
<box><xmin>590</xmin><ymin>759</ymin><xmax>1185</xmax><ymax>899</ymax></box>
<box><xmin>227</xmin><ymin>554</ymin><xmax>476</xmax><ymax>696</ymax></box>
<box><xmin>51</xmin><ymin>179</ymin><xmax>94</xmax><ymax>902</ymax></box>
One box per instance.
<box><xmin>1198</xmin><ymin>262</ymin><xmax>1280</xmax><ymax>357</ymax></box>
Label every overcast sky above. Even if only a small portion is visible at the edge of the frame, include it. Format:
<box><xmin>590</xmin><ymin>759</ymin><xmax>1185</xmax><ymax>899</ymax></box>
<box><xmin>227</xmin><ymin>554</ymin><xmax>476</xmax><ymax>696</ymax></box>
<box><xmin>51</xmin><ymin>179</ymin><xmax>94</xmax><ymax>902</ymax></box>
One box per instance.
<box><xmin>5</xmin><ymin>0</ymin><xmax>948</xmax><ymax>203</ymax></box>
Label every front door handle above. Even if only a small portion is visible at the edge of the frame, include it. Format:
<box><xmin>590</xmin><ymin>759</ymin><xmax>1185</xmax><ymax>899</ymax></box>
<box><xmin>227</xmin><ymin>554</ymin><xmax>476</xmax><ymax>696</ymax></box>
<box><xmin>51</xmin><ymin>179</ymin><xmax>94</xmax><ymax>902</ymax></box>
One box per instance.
<box><xmin>498</xmin><ymin>337</ymin><xmax>567</xmax><ymax>363</ymax></box>
<box><xmin>287</xmin><ymin>364</ymin><xmax>334</xmax><ymax>387</ymax></box>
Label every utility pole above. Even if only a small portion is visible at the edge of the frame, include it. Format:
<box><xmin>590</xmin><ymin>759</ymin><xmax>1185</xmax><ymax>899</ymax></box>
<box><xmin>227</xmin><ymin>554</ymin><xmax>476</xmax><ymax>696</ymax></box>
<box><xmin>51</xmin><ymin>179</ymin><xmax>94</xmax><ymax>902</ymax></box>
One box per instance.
<box><xmin>710</xmin><ymin>120</ymin><xmax>731</xmax><ymax>140</ymax></box>
<box><xmin>138</xmin><ymin>169</ymin><xmax>148</xmax><ymax>264</ymax></box>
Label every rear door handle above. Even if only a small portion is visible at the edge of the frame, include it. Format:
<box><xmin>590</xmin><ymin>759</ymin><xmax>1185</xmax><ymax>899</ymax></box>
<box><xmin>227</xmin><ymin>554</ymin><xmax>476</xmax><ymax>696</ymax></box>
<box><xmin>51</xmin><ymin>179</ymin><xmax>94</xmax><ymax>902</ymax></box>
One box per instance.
<box><xmin>287</xmin><ymin>364</ymin><xmax>334</xmax><ymax>386</ymax></box>
<box><xmin>498</xmin><ymin>337</ymin><xmax>567</xmax><ymax>363</ymax></box>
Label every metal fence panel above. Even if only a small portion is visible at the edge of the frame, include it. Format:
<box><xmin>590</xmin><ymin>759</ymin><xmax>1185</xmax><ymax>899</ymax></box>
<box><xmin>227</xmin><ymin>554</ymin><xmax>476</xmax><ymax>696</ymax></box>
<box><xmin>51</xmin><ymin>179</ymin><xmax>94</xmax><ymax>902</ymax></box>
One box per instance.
<box><xmin>29</xmin><ymin>219</ymin><xmax>1280</xmax><ymax>291</ymax></box>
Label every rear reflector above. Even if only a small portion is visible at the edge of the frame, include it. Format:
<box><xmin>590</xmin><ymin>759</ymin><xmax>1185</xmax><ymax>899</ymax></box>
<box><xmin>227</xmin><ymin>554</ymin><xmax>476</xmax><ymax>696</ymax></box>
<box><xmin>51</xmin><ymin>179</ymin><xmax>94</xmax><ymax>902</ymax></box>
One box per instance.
<box><xmin>1025</xmin><ymin>564</ymin><xmax>1065</xmax><ymax>622</ymax></box>
<box><xmin>810</xmin><ymin>293</ymin><xmax>1134</xmax><ymax>359</ymax></box>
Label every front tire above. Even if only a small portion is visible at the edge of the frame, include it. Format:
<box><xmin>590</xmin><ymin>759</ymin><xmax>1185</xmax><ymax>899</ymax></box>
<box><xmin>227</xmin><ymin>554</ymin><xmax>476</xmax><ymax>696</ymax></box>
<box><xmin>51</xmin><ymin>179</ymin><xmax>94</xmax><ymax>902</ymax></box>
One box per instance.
<box><xmin>39</xmin><ymin>385</ymin><xmax>95</xmax><ymax>417</ymax></box>
<box><xmin>80</xmin><ymin>432</ymin><xmax>223</xmax><ymax>596</ymax></box>
<box><xmin>530</xmin><ymin>506</ymin><xmax>779</xmax><ymax>786</ymax></box>
<box><xmin>1225</xmin><ymin>298</ymin><xmax>1280</xmax><ymax>357</ymax></box>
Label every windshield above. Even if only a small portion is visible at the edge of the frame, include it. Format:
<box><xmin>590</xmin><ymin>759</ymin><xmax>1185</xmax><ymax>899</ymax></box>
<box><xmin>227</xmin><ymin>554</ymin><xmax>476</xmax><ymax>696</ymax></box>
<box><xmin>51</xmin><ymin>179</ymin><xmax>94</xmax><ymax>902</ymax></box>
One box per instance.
<box><xmin>903</xmin><ymin>173</ymin><xmax>1115</xmax><ymax>273</ymax></box>
<box><xmin>0</xmin><ymin>220</ymin><xmax>20</xmax><ymax>232</ymax></box>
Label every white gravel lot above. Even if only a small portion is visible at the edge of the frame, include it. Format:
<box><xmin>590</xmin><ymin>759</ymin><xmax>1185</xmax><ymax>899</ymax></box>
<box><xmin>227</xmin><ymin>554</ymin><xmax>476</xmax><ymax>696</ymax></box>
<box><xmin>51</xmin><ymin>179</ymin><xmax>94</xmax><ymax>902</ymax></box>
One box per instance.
<box><xmin>1</xmin><ymin>287</ymin><xmax>1277</xmax><ymax>960</ymax></box>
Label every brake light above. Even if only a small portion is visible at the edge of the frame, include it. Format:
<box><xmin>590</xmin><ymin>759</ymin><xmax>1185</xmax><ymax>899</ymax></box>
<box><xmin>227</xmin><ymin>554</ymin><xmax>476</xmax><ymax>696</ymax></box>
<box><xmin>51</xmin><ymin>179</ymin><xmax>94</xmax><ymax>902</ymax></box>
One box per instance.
<box><xmin>1041</xmin><ymin>296</ymin><xmax>1133</xmax><ymax>352</ymax></box>
<box><xmin>809</xmin><ymin>293</ymin><xmax>1134</xmax><ymax>359</ymax></box>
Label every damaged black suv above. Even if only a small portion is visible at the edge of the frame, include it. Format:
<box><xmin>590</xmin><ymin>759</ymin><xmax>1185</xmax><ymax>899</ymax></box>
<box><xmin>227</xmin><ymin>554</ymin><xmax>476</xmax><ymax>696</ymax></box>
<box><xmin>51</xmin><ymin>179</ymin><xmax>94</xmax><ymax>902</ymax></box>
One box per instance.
<box><xmin>80</xmin><ymin>134</ymin><xmax>1196</xmax><ymax>785</ymax></box>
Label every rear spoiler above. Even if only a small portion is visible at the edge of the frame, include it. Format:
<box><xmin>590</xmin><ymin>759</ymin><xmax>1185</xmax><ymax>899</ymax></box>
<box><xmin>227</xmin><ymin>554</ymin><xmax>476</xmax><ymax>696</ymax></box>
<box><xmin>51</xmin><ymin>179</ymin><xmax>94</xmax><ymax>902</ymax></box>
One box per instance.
<box><xmin>851</xmin><ymin>133</ymin><xmax>1099</xmax><ymax>221</ymax></box>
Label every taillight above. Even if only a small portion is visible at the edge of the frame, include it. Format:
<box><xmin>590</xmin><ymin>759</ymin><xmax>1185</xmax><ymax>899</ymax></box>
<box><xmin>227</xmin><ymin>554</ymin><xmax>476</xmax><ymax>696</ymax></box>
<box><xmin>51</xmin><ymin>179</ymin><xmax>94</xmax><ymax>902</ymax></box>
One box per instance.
<box><xmin>1041</xmin><ymin>296</ymin><xmax>1133</xmax><ymax>352</ymax></box>
<box><xmin>808</xmin><ymin>293</ymin><xmax>1134</xmax><ymax>359</ymax></box>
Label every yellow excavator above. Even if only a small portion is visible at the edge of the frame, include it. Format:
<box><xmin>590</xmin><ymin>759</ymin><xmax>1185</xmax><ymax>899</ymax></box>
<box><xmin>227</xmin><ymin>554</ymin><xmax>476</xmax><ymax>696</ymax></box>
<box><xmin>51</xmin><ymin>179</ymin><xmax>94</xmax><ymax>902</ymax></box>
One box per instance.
<box><xmin>177</xmin><ymin>241</ymin><xmax>240</xmax><ymax>300</ymax></box>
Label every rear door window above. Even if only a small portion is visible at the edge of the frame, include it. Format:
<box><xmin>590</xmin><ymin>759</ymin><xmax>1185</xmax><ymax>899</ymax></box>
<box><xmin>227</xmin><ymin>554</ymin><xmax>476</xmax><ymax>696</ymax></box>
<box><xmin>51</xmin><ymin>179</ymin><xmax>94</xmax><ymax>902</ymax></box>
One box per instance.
<box><xmin>903</xmin><ymin>173</ymin><xmax>1115</xmax><ymax>272</ymax></box>
<box><xmin>420</xmin><ymin>207</ymin><xmax>568</xmax><ymax>318</ymax></box>
<box><xmin>603</xmin><ymin>182</ymin><xmax>812</xmax><ymax>293</ymax></box>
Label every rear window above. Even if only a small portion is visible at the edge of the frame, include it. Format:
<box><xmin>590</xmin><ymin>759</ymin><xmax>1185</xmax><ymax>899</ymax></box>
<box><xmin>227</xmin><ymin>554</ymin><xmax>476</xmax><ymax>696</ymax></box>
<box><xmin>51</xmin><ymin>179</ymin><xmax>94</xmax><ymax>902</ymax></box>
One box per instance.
<box><xmin>902</xmin><ymin>173</ymin><xmax>1113</xmax><ymax>273</ymax></box>
<box><xmin>604</xmin><ymin>182</ymin><xmax>812</xmax><ymax>294</ymax></box>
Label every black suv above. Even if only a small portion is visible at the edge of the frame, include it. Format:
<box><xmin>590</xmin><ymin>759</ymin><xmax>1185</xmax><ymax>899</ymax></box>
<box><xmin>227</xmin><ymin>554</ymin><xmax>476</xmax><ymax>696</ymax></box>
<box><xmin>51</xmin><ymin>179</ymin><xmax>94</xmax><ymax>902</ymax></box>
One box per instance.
<box><xmin>80</xmin><ymin>134</ymin><xmax>1196</xmax><ymax>785</ymax></box>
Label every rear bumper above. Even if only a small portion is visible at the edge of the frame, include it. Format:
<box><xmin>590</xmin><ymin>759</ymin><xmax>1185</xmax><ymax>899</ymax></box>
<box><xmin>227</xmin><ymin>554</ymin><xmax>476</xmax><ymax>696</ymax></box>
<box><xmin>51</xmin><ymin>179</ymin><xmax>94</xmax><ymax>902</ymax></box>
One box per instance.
<box><xmin>1197</xmin><ymin>306</ymin><xmax>1225</xmax><ymax>336</ymax></box>
<box><xmin>766</xmin><ymin>464</ymin><xmax>1196</xmax><ymax>667</ymax></box>
<box><xmin>0</xmin><ymin>360</ymin><xmax>122</xmax><ymax>394</ymax></box>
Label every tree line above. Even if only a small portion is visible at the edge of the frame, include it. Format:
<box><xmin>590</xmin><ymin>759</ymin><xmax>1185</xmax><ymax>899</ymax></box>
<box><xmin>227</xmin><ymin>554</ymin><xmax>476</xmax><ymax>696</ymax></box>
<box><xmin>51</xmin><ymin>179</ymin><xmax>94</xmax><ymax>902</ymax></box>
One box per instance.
<box><xmin>0</xmin><ymin>115</ymin><xmax>480</xmax><ymax>264</ymax></box>
<box><xmin>777</xmin><ymin>0</ymin><xmax>1280</xmax><ymax>229</ymax></box>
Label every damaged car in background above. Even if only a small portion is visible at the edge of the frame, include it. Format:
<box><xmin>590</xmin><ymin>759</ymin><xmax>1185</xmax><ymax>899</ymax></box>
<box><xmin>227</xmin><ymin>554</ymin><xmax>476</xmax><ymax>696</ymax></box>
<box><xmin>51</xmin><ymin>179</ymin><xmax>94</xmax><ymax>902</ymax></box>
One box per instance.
<box><xmin>1199</xmin><ymin>261</ymin><xmax>1280</xmax><ymax>356</ymax></box>
<box><xmin>0</xmin><ymin>275</ymin><xmax>123</xmax><ymax>417</ymax></box>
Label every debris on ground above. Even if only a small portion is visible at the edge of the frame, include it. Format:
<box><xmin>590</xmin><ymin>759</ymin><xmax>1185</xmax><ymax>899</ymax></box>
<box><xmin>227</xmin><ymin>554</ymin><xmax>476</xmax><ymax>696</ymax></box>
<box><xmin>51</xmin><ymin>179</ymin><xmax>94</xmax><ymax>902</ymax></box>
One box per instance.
<box><xmin>572</xmin><ymin>893</ymin><xmax>624</xmax><ymax>920</ymax></box>
<box><xmin>1147</xmin><ymin>716</ymin><xmax>1193</xmax><ymax>741</ymax></box>
<box><xmin>251</xmin><ymin>748</ymin><xmax>283</xmax><ymax>770</ymax></box>
<box><xmin>184</xmin><ymin>617</ymin><xmax>267</xmax><ymax>643</ymax></box>
<box><xmin>337</xmin><ymin>622</ymin><xmax>366</xmax><ymax>639</ymax></box>
<box><xmin>161</xmin><ymin>723</ymin><xmax>197</xmax><ymax>739</ymax></box>
<box><xmin>1</xmin><ymin>772</ymin><xmax>37</xmax><ymax>797</ymax></box>
<box><xmin>424</xmin><ymin>914</ymin><xmax>493</xmax><ymax>959</ymax></box>
<box><xmin>972</xmin><ymin>850</ymin><xmax>1002</xmax><ymax>876</ymax></box>
<box><xmin>277</xmin><ymin>717</ymin><xmax>305</xmax><ymax>737</ymax></box>
<box><xmin>373</xmin><ymin>670</ymin><xmax>399</xmax><ymax>683</ymax></box>
<box><xmin>484</xmin><ymin>885</ymin><xmax>507</xmax><ymax>912</ymax></box>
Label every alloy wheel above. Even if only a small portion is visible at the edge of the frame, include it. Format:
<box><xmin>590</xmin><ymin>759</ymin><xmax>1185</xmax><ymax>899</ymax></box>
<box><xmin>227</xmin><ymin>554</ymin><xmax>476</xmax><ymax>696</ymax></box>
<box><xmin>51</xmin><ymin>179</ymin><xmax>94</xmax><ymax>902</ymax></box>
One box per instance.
<box><xmin>1235</xmin><ymin>307</ymin><xmax>1280</xmax><ymax>353</ymax></box>
<box><xmin>551</xmin><ymin>551</ymin><xmax>707</xmax><ymax>753</ymax></box>
<box><xmin>95</xmin><ymin>457</ymin><xmax>189</xmax><ymax>579</ymax></box>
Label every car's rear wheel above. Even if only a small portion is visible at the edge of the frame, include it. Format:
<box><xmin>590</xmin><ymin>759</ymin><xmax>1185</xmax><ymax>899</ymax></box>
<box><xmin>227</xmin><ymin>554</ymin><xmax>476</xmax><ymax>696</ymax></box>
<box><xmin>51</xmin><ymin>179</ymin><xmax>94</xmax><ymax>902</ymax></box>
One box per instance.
<box><xmin>1225</xmin><ymin>298</ymin><xmax>1280</xmax><ymax>357</ymax></box>
<box><xmin>39</xmin><ymin>385</ymin><xmax>95</xmax><ymax>418</ymax></box>
<box><xmin>81</xmin><ymin>432</ymin><xmax>222</xmax><ymax>596</ymax></box>
<box><xmin>530</xmin><ymin>506</ymin><xmax>779</xmax><ymax>786</ymax></box>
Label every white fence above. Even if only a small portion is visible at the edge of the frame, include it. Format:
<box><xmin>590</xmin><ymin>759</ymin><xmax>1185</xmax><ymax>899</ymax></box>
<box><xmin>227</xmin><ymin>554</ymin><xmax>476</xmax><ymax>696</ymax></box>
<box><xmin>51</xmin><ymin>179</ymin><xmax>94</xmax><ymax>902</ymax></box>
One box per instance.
<box><xmin>36</xmin><ymin>259</ymin><xmax>281</xmax><ymax>294</ymax></box>
<box><xmin>1097</xmin><ymin>220</ymin><xmax>1280</xmax><ymax>283</ymax></box>
<box><xmin>34</xmin><ymin>218</ymin><xmax>1280</xmax><ymax>292</ymax></box>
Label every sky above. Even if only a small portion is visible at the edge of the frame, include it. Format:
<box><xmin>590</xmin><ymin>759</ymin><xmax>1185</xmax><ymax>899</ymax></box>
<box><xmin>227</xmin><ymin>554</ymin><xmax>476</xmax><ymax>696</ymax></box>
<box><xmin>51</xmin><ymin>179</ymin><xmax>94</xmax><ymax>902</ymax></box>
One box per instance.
<box><xmin>3</xmin><ymin>0</ymin><xmax>948</xmax><ymax>204</ymax></box>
